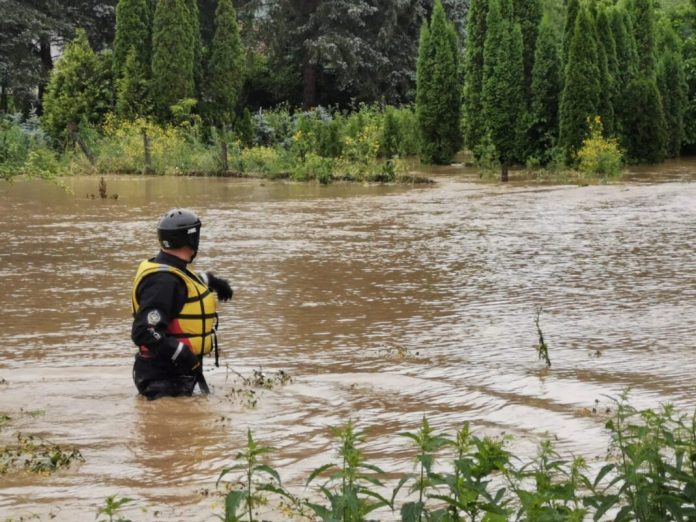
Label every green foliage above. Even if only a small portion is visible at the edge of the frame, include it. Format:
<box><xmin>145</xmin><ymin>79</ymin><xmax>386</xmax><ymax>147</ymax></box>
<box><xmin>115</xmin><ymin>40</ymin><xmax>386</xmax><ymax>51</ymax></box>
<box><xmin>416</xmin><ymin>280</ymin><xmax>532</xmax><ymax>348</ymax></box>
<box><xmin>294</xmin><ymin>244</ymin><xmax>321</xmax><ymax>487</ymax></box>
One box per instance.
<box><xmin>305</xmin><ymin>420</ymin><xmax>390</xmax><ymax>521</ymax></box>
<box><xmin>623</xmin><ymin>77</ymin><xmax>668</xmax><ymax>163</ymax></box>
<box><xmin>559</xmin><ymin>6</ymin><xmax>600</xmax><ymax>159</ymax></box>
<box><xmin>96</xmin><ymin>495</ymin><xmax>133</xmax><ymax>522</ymax></box>
<box><xmin>112</xmin><ymin>0</ymin><xmax>151</xmax><ymax>81</ymax></box>
<box><xmin>463</xmin><ymin>0</ymin><xmax>489</xmax><ymax>153</ymax></box>
<box><xmin>657</xmin><ymin>20</ymin><xmax>688</xmax><ymax>157</ymax></box>
<box><xmin>528</xmin><ymin>13</ymin><xmax>562</xmax><ymax>164</ymax></box>
<box><xmin>611</xmin><ymin>6</ymin><xmax>640</xmax><ymax>144</ymax></box>
<box><xmin>577</xmin><ymin>116</ymin><xmax>623</xmax><ymax>177</ymax></box>
<box><xmin>633</xmin><ymin>0</ymin><xmax>659</xmax><ymax>75</ymax></box>
<box><xmin>217</xmin><ymin>429</ymin><xmax>288</xmax><ymax>522</ymax></box>
<box><xmin>394</xmin><ymin>416</ymin><xmax>451</xmax><ymax>521</ymax></box>
<box><xmin>205</xmin><ymin>0</ymin><xmax>244</xmax><ymax>126</ymax></box>
<box><xmin>508</xmin><ymin>440</ymin><xmax>588</xmax><ymax>521</ymax></box>
<box><xmin>596</xmin><ymin>7</ymin><xmax>619</xmax><ymax>136</ymax></box>
<box><xmin>0</xmin><ymin>433</ymin><xmax>84</xmax><ymax>474</ymax></box>
<box><xmin>562</xmin><ymin>0</ymin><xmax>580</xmax><ymax>68</ymax></box>
<box><xmin>41</xmin><ymin>30</ymin><xmax>114</xmax><ymax>145</ymax></box>
<box><xmin>534</xmin><ymin>306</ymin><xmax>551</xmax><ymax>367</ymax></box>
<box><xmin>481</xmin><ymin>0</ymin><xmax>526</xmax><ymax>169</ymax></box>
<box><xmin>151</xmin><ymin>0</ymin><xmax>195</xmax><ymax>121</ymax></box>
<box><xmin>416</xmin><ymin>0</ymin><xmax>462</xmax><ymax>164</ymax></box>
<box><xmin>115</xmin><ymin>47</ymin><xmax>150</xmax><ymax>120</ymax></box>
<box><xmin>513</xmin><ymin>0</ymin><xmax>542</xmax><ymax>102</ymax></box>
<box><xmin>591</xmin><ymin>393</ymin><xmax>696</xmax><ymax>521</ymax></box>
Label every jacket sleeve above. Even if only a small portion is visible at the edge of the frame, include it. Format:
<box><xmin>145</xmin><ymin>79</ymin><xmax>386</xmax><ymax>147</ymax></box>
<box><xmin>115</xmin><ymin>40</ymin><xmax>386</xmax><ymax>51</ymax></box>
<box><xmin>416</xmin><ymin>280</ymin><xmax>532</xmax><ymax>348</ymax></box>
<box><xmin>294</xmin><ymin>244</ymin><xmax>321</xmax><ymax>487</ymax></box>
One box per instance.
<box><xmin>131</xmin><ymin>272</ymin><xmax>187</xmax><ymax>358</ymax></box>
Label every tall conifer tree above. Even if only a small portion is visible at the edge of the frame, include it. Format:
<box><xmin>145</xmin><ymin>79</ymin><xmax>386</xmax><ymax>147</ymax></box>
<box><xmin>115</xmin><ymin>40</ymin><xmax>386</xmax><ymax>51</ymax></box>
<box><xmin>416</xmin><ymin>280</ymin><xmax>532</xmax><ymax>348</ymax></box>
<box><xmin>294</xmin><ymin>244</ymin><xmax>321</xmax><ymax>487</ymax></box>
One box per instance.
<box><xmin>481</xmin><ymin>0</ymin><xmax>525</xmax><ymax>180</ymax></box>
<box><xmin>151</xmin><ymin>0</ymin><xmax>195</xmax><ymax>121</ymax></box>
<box><xmin>562</xmin><ymin>0</ymin><xmax>580</xmax><ymax>70</ymax></box>
<box><xmin>633</xmin><ymin>0</ymin><xmax>657</xmax><ymax>76</ymax></box>
<box><xmin>559</xmin><ymin>6</ymin><xmax>600</xmax><ymax>157</ymax></box>
<box><xmin>529</xmin><ymin>13</ymin><xmax>561</xmax><ymax>163</ymax></box>
<box><xmin>623</xmin><ymin>0</ymin><xmax>667</xmax><ymax>161</ymax></box>
<box><xmin>113</xmin><ymin>0</ymin><xmax>151</xmax><ymax>81</ymax></box>
<box><xmin>116</xmin><ymin>46</ymin><xmax>150</xmax><ymax>119</ymax></box>
<box><xmin>205</xmin><ymin>0</ymin><xmax>244</xmax><ymax>126</ymax></box>
<box><xmin>657</xmin><ymin>20</ymin><xmax>687</xmax><ymax>158</ymax></box>
<box><xmin>513</xmin><ymin>0</ymin><xmax>541</xmax><ymax>100</ymax></box>
<box><xmin>592</xmin><ymin>8</ymin><xmax>614</xmax><ymax>136</ymax></box>
<box><xmin>416</xmin><ymin>0</ymin><xmax>461</xmax><ymax>164</ymax></box>
<box><xmin>596</xmin><ymin>7</ymin><xmax>618</xmax><ymax>136</ymax></box>
<box><xmin>463</xmin><ymin>0</ymin><xmax>488</xmax><ymax>153</ymax></box>
<box><xmin>184</xmin><ymin>0</ymin><xmax>204</xmax><ymax>101</ymax></box>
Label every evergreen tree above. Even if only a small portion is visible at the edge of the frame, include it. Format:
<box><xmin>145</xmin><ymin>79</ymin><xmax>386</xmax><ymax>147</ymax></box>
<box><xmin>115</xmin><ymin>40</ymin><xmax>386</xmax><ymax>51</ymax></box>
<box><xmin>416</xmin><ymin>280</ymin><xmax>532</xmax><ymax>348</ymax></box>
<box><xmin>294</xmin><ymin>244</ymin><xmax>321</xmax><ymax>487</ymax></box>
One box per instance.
<box><xmin>416</xmin><ymin>0</ymin><xmax>461</xmax><ymax>164</ymax></box>
<box><xmin>623</xmin><ymin>78</ymin><xmax>667</xmax><ymax>162</ymax></box>
<box><xmin>184</xmin><ymin>0</ymin><xmax>204</xmax><ymax>102</ymax></box>
<box><xmin>481</xmin><ymin>0</ymin><xmax>525</xmax><ymax>180</ymax></box>
<box><xmin>463</xmin><ymin>0</ymin><xmax>488</xmax><ymax>153</ymax></box>
<box><xmin>562</xmin><ymin>0</ymin><xmax>580</xmax><ymax>69</ymax></box>
<box><xmin>42</xmin><ymin>29</ymin><xmax>113</xmax><ymax>144</ymax></box>
<box><xmin>593</xmin><ymin>7</ymin><xmax>615</xmax><ymax>136</ymax></box>
<box><xmin>116</xmin><ymin>46</ymin><xmax>150</xmax><ymax>119</ymax></box>
<box><xmin>112</xmin><ymin>0</ymin><xmax>151</xmax><ymax>80</ymax></box>
<box><xmin>529</xmin><ymin>12</ymin><xmax>561</xmax><ymax>163</ymax></box>
<box><xmin>205</xmin><ymin>0</ymin><xmax>244</xmax><ymax>126</ymax></box>
<box><xmin>513</xmin><ymin>0</ymin><xmax>542</xmax><ymax>100</ymax></box>
<box><xmin>559</xmin><ymin>6</ymin><xmax>600</xmax><ymax>157</ymax></box>
<box><xmin>622</xmin><ymin>0</ymin><xmax>667</xmax><ymax>161</ymax></box>
<box><xmin>633</xmin><ymin>0</ymin><xmax>657</xmax><ymax>75</ymax></box>
<box><xmin>610</xmin><ymin>6</ymin><xmax>638</xmax><ymax>141</ymax></box>
<box><xmin>657</xmin><ymin>20</ymin><xmax>687</xmax><ymax>158</ymax></box>
<box><xmin>151</xmin><ymin>0</ymin><xmax>195</xmax><ymax>121</ymax></box>
<box><xmin>596</xmin><ymin>7</ymin><xmax>619</xmax><ymax>136</ymax></box>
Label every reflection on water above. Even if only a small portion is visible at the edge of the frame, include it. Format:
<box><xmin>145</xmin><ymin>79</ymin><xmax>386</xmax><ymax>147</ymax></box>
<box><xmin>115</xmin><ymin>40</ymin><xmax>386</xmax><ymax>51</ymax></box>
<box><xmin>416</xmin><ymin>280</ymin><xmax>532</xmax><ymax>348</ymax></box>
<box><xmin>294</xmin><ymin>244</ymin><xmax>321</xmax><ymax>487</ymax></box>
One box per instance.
<box><xmin>1</xmin><ymin>165</ymin><xmax>695</xmax><ymax>519</ymax></box>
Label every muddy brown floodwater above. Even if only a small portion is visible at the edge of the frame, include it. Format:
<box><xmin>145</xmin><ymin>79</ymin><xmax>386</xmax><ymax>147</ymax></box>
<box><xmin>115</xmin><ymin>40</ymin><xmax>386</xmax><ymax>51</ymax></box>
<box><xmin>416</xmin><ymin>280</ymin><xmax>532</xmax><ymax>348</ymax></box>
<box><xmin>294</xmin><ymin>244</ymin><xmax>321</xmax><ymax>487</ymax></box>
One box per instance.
<box><xmin>1</xmin><ymin>160</ymin><xmax>696</xmax><ymax>521</ymax></box>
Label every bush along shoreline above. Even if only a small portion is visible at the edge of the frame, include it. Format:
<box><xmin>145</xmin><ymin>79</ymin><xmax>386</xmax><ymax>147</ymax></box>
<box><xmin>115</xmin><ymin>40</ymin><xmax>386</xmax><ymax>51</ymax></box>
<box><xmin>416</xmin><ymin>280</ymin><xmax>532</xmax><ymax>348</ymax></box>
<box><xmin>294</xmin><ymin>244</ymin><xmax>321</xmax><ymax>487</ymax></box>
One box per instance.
<box><xmin>0</xmin><ymin>105</ymin><xmax>437</xmax><ymax>185</ymax></box>
<box><xmin>1</xmin><ymin>106</ymin><xmax>627</xmax><ymax>186</ymax></box>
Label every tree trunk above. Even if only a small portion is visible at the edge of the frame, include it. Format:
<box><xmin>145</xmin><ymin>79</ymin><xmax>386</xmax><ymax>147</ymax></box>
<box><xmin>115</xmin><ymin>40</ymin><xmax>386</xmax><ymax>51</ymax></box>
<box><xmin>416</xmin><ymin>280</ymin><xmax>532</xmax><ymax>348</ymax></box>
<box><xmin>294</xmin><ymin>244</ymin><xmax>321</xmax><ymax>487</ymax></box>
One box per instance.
<box><xmin>220</xmin><ymin>124</ymin><xmax>228</xmax><ymax>173</ymax></box>
<box><xmin>37</xmin><ymin>34</ymin><xmax>53</xmax><ymax>115</ymax></box>
<box><xmin>0</xmin><ymin>82</ymin><xmax>7</xmax><ymax>114</ymax></box>
<box><xmin>142</xmin><ymin>128</ymin><xmax>153</xmax><ymax>174</ymax></box>
<box><xmin>501</xmin><ymin>162</ymin><xmax>509</xmax><ymax>183</ymax></box>
<box><xmin>301</xmin><ymin>0</ymin><xmax>320</xmax><ymax>110</ymax></box>
<box><xmin>68</xmin><ymin>122</ymin><xmax>95</xmax><ymax>165</ymax></box>
<box><xmin>302</xmin><ymin>52</ymin><xmax>317</xmax><ymax>110</ymax></box>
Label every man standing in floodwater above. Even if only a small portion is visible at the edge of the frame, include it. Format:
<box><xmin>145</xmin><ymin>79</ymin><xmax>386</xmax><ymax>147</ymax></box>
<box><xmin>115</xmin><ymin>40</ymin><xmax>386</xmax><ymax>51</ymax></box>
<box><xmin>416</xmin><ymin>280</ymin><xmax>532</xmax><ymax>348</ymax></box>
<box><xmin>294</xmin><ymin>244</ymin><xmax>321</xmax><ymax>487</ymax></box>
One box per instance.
<box><xmin>130</xmin><ymin>208</ymin><xmax>233</xmax><ymax>399</ymax></box>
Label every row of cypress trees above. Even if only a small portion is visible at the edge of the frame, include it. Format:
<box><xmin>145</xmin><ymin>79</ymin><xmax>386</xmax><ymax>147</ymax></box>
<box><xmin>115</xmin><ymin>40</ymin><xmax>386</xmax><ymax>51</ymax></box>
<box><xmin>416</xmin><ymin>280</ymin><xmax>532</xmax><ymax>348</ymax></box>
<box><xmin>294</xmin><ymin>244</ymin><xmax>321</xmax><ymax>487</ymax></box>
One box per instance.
<box><xmin>112</xmin><ymin>0</ymin><xmax>243</xmax><ymax>128</ymax></box>
<box><xmin>418</xmin><ymin>0</ymin><xmax>688</xmax><ymax>175</ymax></box>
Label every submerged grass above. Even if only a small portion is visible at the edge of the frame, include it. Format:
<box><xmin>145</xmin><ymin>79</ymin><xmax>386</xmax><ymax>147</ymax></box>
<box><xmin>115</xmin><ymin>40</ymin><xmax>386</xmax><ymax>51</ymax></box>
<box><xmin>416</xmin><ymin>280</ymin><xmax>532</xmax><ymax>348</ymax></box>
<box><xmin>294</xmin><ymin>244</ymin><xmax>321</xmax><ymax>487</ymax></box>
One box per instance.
<box><xmin>0</xmin><ymin>432</ymin><xmax>84</xmax><ymax>475</ymax></box>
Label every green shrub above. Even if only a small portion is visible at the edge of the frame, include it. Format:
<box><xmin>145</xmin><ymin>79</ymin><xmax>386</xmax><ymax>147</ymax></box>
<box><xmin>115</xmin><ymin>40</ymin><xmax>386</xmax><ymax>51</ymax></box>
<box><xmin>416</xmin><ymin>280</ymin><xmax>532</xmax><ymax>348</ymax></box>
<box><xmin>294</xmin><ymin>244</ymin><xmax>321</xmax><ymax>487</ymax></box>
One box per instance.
<box><xmin>577</xmin><ymin>116</ymin><xmax>623</xmax><ymax>177</ymax></box>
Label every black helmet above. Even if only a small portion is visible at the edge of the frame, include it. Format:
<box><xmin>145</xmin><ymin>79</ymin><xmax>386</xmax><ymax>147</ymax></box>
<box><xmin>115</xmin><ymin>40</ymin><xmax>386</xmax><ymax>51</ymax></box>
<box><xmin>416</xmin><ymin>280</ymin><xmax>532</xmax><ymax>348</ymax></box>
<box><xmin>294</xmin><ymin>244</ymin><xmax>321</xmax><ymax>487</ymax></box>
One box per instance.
<box><xmin>157</xmin><ymin>208</ymin><xmax>201</xmax><ymax>253</ymax></box>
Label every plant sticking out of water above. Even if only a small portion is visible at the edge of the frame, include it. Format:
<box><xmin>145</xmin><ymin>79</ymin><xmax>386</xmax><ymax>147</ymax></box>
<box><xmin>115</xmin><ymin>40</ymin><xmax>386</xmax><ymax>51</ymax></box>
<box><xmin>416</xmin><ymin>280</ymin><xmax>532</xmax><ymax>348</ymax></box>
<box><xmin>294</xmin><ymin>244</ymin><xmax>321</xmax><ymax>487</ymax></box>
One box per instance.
<box><xmin>535</xmin><ymin>306</ymin><xmax>551</xmax><ymax>368</ymax></box>
<box><xmin>393</xmin><ymin>416</ymin><xmax>450</xmax><ymax>521</ymax></box>
<box><xmin>96</xmin><ymin>495</ymin><xmax>134</xmax><ymax>522</ymax></box>
<box><xmin>217</xmin><ymin>428</ymin><xmax>290</xmax><ymax>522</ymax></box>
<box><xmin>305</xmin><ymin>420</ymin><xmax>391</xmax><ymax>521</ymax></box>
<box><xmin>0</xmin><ymin>414</ymin><xmax>10</xmax><ymax>431</ymax></box>
<box><xmin>0</xmin><ymin>433</ymin><xmax>84</xmax><ymax>474</ymax></box>
<box><xmin>225</xmin><ymin>368</ymin><xmax>293</xmax><ymax>409</ymax></box>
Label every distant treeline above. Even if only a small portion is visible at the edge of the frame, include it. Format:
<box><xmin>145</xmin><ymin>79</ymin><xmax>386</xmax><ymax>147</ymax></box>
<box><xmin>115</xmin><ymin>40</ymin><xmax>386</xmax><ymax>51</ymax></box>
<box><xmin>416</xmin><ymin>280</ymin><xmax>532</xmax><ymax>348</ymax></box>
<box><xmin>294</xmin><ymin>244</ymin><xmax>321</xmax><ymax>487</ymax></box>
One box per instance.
<box><xmin>1</xmin><ymin>0</ymin><xmax>695</xmax><ymax>179</ymax></box>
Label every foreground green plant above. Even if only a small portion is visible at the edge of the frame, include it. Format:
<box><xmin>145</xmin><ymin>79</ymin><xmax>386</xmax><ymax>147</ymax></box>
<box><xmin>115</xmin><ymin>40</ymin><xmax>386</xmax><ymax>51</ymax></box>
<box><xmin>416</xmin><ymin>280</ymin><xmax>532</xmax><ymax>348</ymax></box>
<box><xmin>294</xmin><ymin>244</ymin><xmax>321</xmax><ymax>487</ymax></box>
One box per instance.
<box><xmin>305</xmin><ymin>420</ymin><xmax>391</xmax><ymax>521</ymax></box>
<box><xmin>96</xmin><ymin>495</ymin><xmax>133</xmax><ymax>522</ymax></box>
<box><xmin>217</xmin><ymin>429</ymin><xmax>289</xmax><ymax>522</ymax></box>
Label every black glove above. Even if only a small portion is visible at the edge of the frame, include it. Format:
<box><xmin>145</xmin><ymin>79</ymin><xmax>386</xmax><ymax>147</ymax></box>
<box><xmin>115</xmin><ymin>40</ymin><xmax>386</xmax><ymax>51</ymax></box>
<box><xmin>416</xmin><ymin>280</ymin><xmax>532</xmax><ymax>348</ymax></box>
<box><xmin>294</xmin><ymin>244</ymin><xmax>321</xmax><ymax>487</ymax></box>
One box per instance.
<box><xmin>206</xmin><ymin>272</ymin><xmax>233</xmax><ymax>302</ymax></box>
<box><xmin>170</xmin><ymin>342</ymin><xmax>200</xmax><ymax>372</ymax></box>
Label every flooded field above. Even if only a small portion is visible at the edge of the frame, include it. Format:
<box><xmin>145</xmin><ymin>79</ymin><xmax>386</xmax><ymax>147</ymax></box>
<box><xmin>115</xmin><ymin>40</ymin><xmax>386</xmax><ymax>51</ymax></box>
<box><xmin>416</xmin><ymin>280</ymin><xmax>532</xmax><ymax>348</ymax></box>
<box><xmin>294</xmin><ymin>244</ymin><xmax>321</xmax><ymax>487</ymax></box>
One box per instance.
<box><xmin>1</xmin><ymin>162</ymin><xmax>695</xmax><ymax>520</ymax></box>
